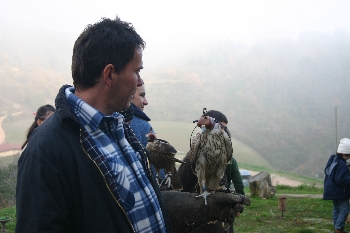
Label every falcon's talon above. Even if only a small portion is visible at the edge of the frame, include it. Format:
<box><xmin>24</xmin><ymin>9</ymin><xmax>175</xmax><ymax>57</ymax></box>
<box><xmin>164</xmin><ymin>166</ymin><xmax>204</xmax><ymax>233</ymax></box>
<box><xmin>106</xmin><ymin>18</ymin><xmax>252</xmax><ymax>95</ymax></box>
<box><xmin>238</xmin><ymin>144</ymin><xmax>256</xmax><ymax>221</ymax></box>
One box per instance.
<box><xmin>164</xmin><ymin>174</ymin><xmax>172</xmax><ymax>187</ymax></box>
<box><xmin>196</xmin><ymin>190</ymin><xmax>211</xmax><ymax>205</ymax></box>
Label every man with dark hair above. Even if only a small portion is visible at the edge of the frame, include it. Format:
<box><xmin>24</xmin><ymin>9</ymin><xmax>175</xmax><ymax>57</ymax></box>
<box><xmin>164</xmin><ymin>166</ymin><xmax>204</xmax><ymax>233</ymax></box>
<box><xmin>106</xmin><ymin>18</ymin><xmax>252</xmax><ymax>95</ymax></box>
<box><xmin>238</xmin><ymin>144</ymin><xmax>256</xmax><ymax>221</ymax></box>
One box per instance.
<box><xmin>71</xmin><ymin>18</ymin><xmax>145</xmax><ymax>91</ymax></box>
<box><xmin>16</xmin><ymin>17</ymin><xmax>248</xmax><ymax>233</ymax></box>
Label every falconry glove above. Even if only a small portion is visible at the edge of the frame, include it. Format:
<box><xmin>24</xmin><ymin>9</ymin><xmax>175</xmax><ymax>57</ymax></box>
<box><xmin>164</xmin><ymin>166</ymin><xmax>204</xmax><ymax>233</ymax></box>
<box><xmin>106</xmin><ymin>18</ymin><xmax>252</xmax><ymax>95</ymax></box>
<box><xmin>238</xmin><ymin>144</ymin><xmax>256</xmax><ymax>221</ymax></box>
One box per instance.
<box><xmin>161</xmin><ymin>191</ymin><xmax>250</xmax><ymax>233</ymax></box>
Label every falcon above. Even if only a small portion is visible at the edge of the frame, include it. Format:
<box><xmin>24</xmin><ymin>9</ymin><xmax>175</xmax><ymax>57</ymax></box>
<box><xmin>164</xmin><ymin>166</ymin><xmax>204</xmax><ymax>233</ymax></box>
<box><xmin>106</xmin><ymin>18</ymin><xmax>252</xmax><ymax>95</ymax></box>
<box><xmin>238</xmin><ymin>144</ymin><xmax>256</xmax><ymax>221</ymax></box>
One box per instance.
<box><xmin>190</xmin><ymin>109</ymin><xmax>233</xmax><ymax>205</ymax></box>
<box><xmin>146</xmin><ymin>130</ymin><xmax>184</xmax><ymax>191</ymax></box>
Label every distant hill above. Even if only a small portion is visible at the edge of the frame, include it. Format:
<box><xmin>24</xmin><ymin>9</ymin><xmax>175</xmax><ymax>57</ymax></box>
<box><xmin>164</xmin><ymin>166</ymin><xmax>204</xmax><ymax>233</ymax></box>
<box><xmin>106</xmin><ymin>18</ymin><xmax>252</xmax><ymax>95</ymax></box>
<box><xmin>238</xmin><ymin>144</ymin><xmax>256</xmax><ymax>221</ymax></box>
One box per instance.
<box><xmin>1</xmin><ymin>27</ymin><xmax>350</xmax><ymax>178</ymax></box>
<box><xmin>145</xmin><ymin>31</ymin><xmax>350</xmax><ymax>177</ymax></box>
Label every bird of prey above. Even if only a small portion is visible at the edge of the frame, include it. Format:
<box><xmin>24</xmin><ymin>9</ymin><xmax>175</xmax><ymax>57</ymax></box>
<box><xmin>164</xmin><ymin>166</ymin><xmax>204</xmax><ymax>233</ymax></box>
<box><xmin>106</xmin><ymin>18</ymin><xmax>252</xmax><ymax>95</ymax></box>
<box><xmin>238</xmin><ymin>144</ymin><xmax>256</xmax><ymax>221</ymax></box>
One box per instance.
<box><xmin>190</xmin><ymin>109</ymin><xmax>233</xmax><ymax>205</ymax></box>
<box><xmin>146</xmin><ymin>130</ymin><xmax>184</xmax><ymax>191</ymax></box>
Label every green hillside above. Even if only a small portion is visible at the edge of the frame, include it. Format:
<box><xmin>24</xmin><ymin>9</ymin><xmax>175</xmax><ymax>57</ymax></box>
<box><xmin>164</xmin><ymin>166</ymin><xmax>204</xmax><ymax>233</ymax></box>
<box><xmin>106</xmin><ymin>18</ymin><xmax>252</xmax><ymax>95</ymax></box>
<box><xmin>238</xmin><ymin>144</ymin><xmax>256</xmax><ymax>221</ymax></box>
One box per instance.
<box><xmin>151</xmin><ymin>121</ymin><xmax>271</xmax><ymax>168</ymax></box>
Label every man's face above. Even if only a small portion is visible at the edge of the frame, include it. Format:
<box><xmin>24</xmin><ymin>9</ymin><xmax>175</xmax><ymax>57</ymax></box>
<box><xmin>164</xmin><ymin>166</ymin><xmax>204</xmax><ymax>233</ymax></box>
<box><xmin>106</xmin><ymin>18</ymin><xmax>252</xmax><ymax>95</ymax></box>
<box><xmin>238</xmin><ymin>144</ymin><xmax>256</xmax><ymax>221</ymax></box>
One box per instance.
<box><xmin>131</xmin><ymin>85</ymin><xmax>148</xmax><ymax>111</ymax></box>
<box><xmin>110</xmin><ymin>48</ymin><xmax>143</xmax><ymax>112</ymax></box>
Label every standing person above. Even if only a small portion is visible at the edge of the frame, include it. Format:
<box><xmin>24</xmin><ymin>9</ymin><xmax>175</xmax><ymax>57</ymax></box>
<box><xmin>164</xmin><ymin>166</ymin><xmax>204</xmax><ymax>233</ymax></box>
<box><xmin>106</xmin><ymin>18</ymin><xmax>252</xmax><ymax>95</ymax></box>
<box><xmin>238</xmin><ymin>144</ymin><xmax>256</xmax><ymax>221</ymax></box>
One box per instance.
<box><xmin>324</xmin><ymin>138</ymin><xmax>350</xmax><ymax>233</ymax></box>
<box><xmin>16</xmin><ymin>17</ymin><xmax>248</xmax><ymax>233</ymax></box>
<box><xmin>21</xmin><ymin>104</ymin><xmax>55</xmax><ymax>149</ymax></box>
<box><xmin>177</xmin><ymin>110</ymin><xmax>244</xmax><ymax>233</ymax></box>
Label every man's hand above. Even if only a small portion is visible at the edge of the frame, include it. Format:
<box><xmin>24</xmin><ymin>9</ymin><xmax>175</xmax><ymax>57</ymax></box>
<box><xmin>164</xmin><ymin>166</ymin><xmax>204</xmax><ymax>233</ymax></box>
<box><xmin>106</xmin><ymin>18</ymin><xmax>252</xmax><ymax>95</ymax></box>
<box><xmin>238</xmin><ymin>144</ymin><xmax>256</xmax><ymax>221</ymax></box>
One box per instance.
<box><xmin>161</xmin><ymin>191</ymin><xmax>250</xmax><ymax>233</ymax></box>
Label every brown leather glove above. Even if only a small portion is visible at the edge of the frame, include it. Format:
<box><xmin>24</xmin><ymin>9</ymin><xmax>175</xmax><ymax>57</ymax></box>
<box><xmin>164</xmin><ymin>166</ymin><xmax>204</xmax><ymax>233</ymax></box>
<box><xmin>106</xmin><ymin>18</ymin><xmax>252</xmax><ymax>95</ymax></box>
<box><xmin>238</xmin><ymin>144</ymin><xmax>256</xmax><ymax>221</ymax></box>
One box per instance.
<box><xmin>160</xmin><ymin>191</ymin><xmax>251</xmax><ymax>233</ymax></box>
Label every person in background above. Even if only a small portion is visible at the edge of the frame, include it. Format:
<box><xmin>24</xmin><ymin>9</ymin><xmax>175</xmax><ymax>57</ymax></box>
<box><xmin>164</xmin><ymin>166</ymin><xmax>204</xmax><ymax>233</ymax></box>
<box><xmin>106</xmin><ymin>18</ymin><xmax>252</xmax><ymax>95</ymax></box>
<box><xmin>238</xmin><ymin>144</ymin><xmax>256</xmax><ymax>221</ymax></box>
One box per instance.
<box><xmin>177</xmin><ymin>110</ymin><xmax>244</xmax><ymax>233</ymax></box>
<box><xmin>323</xmin><ymin>138</ymin><xmax>350</xmax><ymax>233</ymax></box>
<box><xmin>128</xmin><ymin>81</ymin><xmax>166</xmax><ymax>180</ymax></box>
<box><xmin>21</xmin><ymin>104</ymin><xmax>55</xmax><ymax>149</ymax></box>
<box><xmin>16</xmin><ymin>17</ymin><xmax>246</xmax><ymax>233</ymax></box>
<box><xmin>129</xmin><ymin>80</ymin><xmax>151</xmax><ymax>147</ymax></box>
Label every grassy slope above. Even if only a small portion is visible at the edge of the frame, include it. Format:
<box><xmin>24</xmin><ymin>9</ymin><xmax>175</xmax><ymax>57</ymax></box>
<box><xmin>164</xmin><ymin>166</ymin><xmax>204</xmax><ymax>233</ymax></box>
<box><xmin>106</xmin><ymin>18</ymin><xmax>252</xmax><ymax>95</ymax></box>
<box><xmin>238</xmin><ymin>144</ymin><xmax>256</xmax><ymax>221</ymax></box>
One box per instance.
<box><xmin>151</xmin><ymin>121</ymin><xmax>271</xmax><ymax>168</ymax></box>
<box><xmin>151</xmin><ymin>121</ymin><xmax>323</xmax><ymax>187</ymax></box>
<box><xmin>1</xmin><ymin>113</ymin><xmax>32</xmax><ymax>144</ymax></box>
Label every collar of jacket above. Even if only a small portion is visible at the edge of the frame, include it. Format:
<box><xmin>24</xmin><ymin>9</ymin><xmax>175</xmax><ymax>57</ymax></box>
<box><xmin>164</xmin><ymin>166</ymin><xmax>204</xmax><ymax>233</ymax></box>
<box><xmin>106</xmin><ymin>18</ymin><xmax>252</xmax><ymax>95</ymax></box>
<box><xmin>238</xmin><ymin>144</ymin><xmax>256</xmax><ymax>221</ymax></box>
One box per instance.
<box><xmin>131</xmin><ymin>103</ymin><xmax>151</xmax><ymax>121</ymax></box>
<box><xmin>55</xmin><ymin>84</ymin><xmax>81</xmax><ymax>130</ymax></box>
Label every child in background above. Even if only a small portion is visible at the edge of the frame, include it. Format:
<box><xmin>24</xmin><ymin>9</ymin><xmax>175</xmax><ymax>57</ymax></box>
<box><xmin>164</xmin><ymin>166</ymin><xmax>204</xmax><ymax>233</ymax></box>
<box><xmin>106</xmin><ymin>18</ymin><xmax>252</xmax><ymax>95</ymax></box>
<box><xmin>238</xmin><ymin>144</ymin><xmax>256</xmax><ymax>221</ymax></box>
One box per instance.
<box><xmin>324</xmin><ymin>138</ymin><xmax>350</xmax><ymax>233</ymax></box>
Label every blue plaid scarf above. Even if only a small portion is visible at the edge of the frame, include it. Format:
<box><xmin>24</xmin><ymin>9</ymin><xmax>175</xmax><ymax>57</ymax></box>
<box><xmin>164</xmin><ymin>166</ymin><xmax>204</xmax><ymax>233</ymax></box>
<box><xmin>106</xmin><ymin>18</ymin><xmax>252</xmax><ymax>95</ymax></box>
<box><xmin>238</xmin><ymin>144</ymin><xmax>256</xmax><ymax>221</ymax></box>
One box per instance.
<box><xmin>65</xmin><ymin>87</ymin><xmax>166</xmax><ymax>233</ymax></box>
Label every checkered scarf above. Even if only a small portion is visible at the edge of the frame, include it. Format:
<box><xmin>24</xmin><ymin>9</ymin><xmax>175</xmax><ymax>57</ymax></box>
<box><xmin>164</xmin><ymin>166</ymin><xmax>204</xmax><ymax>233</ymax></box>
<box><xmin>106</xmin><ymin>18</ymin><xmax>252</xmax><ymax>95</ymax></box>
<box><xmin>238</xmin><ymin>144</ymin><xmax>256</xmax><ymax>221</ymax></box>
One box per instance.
<box><xmin>65</xmin><ymin>87</ymin><xmax>166</xmax><ymax>233</ymax></box>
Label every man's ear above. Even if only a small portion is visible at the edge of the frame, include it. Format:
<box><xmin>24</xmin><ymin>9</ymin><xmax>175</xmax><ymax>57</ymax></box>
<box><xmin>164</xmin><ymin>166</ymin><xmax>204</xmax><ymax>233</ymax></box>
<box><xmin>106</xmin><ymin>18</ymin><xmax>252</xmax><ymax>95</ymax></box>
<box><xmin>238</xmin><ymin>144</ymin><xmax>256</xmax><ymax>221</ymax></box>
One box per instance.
<box><xmin>102</xmin><ymin>64</ymin><xmax>115</xmax><ymax>88</ymax></box>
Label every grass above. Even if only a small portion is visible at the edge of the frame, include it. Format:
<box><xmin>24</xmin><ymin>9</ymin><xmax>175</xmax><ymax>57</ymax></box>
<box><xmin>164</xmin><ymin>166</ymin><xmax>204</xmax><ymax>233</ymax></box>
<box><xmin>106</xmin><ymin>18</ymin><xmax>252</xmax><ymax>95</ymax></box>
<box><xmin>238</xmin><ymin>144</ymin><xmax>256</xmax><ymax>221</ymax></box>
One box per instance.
<box><xmin>0</xmin><ymin>184</ymin><xmax>334</xmax><ymax>233</ymax></box>
<box><xmin>0</xmin><ymin>154</ymin><xmax>20</xmax><ymax>169</ymax></box>
<box><xmin>235</xmin><ymin>184</ymin><xmax>333</xmax><ymax>233</ymax></box>
<box><xmin>275</xmin><ymin>183</ymin><xmax>323</xmax><ymax>195</ymax></box>
<box><xmin>0</xmin><ymin>206</ymin><xmax>15</xmax><ymax>233</ymax></box>
<box><xmin>246</xmin><ymin>183</ymin><xmax>323</xmax><ymax>195</ymax></box>
<box><xmin>235</xmin><ymin>196</ymin><xmax>333</xmax><ymax>233</ymax></box>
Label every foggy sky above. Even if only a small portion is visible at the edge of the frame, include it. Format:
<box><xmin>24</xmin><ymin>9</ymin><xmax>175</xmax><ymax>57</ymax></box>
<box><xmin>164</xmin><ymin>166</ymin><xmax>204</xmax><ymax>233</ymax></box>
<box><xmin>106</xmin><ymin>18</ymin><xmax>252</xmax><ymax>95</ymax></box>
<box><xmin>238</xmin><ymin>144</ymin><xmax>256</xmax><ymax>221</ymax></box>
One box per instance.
<box><xmin>1</xmin><ymin>0</ymin><xmax>350</xmax><ymax>67</ymax></box>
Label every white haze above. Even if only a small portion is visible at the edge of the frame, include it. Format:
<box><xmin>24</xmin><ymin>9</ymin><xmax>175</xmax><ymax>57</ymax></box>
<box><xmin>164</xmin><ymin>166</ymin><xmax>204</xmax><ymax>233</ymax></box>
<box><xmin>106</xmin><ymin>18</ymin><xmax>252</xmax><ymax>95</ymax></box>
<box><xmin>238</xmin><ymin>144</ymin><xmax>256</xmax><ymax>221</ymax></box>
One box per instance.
<box><xmin>1</xmin><ymin>0</ymin><xmax>350</xmax><ymax>69</ymax></box>
<box><xmin>1</xmin><ymin>0</ymin><xmax>350</xmax><ymax>176</ymax></box>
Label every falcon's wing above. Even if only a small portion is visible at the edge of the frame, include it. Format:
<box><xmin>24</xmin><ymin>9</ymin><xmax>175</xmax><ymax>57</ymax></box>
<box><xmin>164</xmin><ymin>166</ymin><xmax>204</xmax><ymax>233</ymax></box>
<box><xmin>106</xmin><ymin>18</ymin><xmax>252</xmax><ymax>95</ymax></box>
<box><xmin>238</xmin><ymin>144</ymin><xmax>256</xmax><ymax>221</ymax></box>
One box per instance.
<box><xmin>220</xmin><ymin>125</ymin><xmax>233</xmax><ymax>162</ymax></box>
<box><xmin>154</xmin><ymin>139</ymin><xmax>177</xmax><ymax>155</ymax></box>
<box><xmin>190</xmin><ymin>129</ymin><xmax>202</xmax><ymax>175</ymax></box>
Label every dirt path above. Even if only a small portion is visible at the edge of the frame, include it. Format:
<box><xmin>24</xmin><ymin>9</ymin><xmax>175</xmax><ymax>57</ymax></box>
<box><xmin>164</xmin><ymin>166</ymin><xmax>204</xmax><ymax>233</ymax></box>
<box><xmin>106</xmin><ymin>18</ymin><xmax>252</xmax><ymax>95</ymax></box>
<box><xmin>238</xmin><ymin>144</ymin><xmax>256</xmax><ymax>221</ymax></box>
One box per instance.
<box><xmin>0</xmin><ymin>115</ymin><xmax>7</xmax><ymax>145</ymax></box>
<box><xmin>250</xmin><ymin>171</ymin><xmax>304</xmax><ymax>187</ymax></box>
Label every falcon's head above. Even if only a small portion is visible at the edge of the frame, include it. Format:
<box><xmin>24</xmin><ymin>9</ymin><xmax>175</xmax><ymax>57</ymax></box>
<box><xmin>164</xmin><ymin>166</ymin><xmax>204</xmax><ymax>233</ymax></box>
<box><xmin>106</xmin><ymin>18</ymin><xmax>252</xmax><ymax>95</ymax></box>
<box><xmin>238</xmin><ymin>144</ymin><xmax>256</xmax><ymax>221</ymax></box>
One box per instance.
<box><xmin>197</xmin><ymin>116</ymin><xmax>215</xmax><ymax>130</ymax></box>
<box><xmin>146</xmin><ymin>128</ymin><xmax>157</xmax><ymax>142</ymax></box>
<box><xmin>195</xmin><ymin>107</ymin><xmax>215</xmax><ymax>130</ymax></box>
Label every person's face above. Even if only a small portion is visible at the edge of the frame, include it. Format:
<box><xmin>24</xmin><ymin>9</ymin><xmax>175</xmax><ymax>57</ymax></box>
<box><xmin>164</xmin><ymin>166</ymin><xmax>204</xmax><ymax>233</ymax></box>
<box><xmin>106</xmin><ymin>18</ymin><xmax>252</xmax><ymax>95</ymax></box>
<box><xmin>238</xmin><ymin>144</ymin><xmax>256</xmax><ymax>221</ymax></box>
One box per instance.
<box><xmin>131</xmin><ymin>85</ymin><xmax>148</xmax><ymax>111</ymax></box>
<box><xmin>110</xmin><ymin>48</ymin><xmax>143</xmax><ymax>112</ymax></box>
<box><xmin>342</xmin><ymin>154</ymin><xmax>350</xmax><ymax>160</ymax></box>
<box><xmin>37</xmin><ymin>111</ymin><xmax>54</xmax><ymax>126</ymax></box>
<box><xmin>219</xmin><ymin>121</ymin><xmax>231</xmax><ymax>137</ymax></box>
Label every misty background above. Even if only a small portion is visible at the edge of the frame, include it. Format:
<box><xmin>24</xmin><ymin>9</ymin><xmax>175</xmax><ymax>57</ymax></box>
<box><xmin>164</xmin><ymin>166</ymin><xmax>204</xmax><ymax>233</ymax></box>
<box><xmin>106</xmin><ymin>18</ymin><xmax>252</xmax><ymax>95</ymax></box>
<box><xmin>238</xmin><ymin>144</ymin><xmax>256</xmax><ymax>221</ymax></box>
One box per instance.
<box><xmin>1</xmin><ymin>0</ymin><xmax>350</xmax><ymax>178</ymax></box>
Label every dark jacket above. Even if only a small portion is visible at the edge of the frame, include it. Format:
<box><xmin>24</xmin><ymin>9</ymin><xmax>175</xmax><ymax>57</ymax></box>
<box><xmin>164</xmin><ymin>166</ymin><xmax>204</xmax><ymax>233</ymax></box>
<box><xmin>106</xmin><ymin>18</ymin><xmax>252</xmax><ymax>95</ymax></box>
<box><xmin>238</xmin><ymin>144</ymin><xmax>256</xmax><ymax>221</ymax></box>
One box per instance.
<box><xmin>16</xmin><ymin>85</ymin><xmax>171</xmax><ymax>233</ymax></box>
<box><xmin>323</xmin><ymin>154</ymin><xmax>350</xmax><ymax>200</ymax></box>
<box><xmin>225</xmin><ymin>157</ymin><xmax>245</xmax><ymax>195</ymax></box>
<box><xmin>129</xmin><ymin>103</ymin><xmax>152</xmax><ymax>147</ymax></box>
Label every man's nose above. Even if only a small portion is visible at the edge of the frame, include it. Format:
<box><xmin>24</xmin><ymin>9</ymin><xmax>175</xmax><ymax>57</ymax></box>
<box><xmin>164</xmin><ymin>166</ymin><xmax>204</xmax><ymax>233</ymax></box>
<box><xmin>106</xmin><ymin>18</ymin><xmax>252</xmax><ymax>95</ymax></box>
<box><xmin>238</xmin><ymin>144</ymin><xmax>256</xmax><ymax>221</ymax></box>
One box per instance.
<box><xmin>137</xmin><ymin>77</ymin><xmax>143</xmax><ymax>87</ymax></box>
